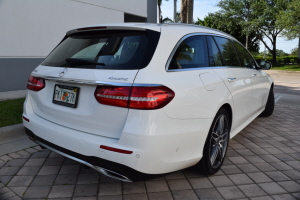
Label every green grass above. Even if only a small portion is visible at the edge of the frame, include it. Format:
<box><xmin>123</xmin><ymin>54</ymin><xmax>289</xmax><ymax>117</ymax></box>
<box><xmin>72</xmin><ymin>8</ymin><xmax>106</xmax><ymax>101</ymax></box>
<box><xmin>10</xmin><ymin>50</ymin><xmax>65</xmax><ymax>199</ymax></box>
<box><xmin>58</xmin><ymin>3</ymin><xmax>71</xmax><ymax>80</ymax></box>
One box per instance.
<box><xmin>271</xmin><ymin>64</ymin><xmax>300</xmax><ymax>71</ymax></box>
<box><xmin>0</xmin><ymin>98</ymin><xmax>25</xmax><ymax>127</ymax></box>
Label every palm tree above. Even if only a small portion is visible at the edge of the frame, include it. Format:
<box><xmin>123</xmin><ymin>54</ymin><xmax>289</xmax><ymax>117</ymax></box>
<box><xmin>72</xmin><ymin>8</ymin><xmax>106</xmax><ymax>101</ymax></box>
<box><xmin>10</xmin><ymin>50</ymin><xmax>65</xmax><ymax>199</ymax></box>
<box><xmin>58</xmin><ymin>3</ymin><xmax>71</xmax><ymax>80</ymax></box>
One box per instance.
<box><xmin>162</xmin><ymin>17</ymin><xmax>174</xmax><ymax>23</ymax></box>
<box><xmin>181</xmin><ymin>0</ymin><xmax>187</xmax><ymax>23</ymax></box>
<box><xmin>158</xmin><ymin>0</ymin><xmax>169</xmax><ymax>23</ymax></box>
<box><xmin>180</xmin><ymin>0</ymin><xmax>193</xmax><ymax>24</ymax></box>
<box><xmin>158</xmin><ymin>0</ymin><xmax>163</xmax><ymax>23</ymax></box>
<box><xmin>173</xmin><ymin>0</ymin><xmax>177</xmax><ymax>22</ymax></box>
<box><xmin>187</xmin><ymin>0</ymin><xmax>193</xmax><ymax>24</ymax></box>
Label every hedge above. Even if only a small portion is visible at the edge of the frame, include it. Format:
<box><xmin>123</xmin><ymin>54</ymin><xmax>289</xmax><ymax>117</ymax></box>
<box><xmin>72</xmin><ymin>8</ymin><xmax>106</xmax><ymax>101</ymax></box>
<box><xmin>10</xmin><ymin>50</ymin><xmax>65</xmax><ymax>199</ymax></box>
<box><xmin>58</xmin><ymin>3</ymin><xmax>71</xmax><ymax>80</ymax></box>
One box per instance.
<box><xmin>253</xmin><ymin>56</ymin><xmax>299</xmax><ymax>64</ymax></box>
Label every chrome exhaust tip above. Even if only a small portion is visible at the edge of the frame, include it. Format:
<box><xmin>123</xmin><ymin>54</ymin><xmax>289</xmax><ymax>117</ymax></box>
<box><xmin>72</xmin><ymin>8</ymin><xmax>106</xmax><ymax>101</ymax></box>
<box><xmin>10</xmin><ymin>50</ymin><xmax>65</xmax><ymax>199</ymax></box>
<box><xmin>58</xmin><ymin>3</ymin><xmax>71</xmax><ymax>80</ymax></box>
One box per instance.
<box><xmin>95</xmin><ymin>166</ymin><xmax>132</xmax><ymax>182</ymax></box>
<box><xmin>35</xmin><ymin>140</ymin><xmax>132</xmax><ymax>182</ymax></box>
<box><xmin>28</xmin><ymin>136</ymin><xmax>34</xmax><ymax>141</ymax></box>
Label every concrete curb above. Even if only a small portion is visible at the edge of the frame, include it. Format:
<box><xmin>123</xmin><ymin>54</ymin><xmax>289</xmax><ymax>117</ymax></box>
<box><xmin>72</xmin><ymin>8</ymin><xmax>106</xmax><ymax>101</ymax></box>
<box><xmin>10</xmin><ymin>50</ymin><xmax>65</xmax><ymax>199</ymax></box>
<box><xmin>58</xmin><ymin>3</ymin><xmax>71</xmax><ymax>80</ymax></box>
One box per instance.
<box><xmin>0</xmin><ymin>124</ymin><xmax>24</xmax><ymax>138</ymax></box>
<box><xmin>0</xmin><ymin>90</ymin><xmax>27</xmax><ymax>101</ymax></box>
<box><xmin>0</xmin><ymin>123</ymin><xmax>36</xmax><ymax>156</ymax></box>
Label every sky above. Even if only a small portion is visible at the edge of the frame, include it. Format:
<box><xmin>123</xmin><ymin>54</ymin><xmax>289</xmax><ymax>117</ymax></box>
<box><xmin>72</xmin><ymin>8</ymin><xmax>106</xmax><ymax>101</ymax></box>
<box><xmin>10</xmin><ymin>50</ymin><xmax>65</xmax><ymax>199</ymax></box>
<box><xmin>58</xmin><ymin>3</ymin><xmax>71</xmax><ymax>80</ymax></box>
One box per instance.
<box><xmin>160</xmin><ymin>0</ymin><xmax>298</xmax><ymax>54</ymax></box>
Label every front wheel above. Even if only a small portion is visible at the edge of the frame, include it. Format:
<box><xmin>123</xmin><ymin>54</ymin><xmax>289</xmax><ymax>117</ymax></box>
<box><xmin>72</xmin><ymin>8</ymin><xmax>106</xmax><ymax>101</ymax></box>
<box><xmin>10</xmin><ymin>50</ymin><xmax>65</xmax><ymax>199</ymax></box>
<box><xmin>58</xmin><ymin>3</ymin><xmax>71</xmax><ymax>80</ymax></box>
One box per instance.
<box><xmin>259</xmin><ymin>87</ymin><xmax>274</xmax><ymax>117</ymax></box>
<box><xmin>195</xmin><ymin>108</ymin><xmax>230</xmax><ymax>175</ymax></box>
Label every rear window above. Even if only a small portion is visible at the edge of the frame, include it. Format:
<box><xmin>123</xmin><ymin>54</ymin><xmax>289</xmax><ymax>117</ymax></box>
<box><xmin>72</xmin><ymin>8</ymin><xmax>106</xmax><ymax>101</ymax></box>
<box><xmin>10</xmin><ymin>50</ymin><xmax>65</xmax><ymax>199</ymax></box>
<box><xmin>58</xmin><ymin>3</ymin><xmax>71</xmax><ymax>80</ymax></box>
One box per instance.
<box><xmin>41</xmin><ymin>30</ymin><xmax>160</xmax><ymax>70</ymax></box>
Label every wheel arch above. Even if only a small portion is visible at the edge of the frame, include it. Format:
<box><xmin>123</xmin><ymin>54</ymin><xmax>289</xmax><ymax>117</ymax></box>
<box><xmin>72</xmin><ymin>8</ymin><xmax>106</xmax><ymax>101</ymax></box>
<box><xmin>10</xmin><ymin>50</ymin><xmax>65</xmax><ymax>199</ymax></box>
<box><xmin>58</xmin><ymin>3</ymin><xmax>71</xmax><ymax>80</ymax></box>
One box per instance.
<box><xmin>220</xmin><ymin>103</ymin><xmax>233</xmax><ymax>132</ymax></box>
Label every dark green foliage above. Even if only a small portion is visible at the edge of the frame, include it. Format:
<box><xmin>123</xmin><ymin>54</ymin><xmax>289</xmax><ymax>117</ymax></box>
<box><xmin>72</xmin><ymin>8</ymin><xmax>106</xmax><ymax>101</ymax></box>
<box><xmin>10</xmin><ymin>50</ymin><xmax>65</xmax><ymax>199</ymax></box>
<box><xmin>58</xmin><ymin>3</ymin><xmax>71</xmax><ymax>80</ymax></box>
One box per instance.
<box><xmin>200</xmin><ymin>0</ymin><xmax>291</xmax><ymax>63</ymax></box>
<box><xmin>253</xmin><ymin>55</ymin><xmax>299</xmax><ymax>64</ymax></box>
<box><xmin>0</xmin><ymin>98</ymin><xmax>25</xmax><ymax>127</ymax></box>
<box><xmin>195</xmin><ymin>13</ymin><xmax>259</xmax><ymax>53</ymax></box>
<box><xmin>290</xmin><ymin>47</ymin><xmax>298</xmax><ymax>56</ymax></box>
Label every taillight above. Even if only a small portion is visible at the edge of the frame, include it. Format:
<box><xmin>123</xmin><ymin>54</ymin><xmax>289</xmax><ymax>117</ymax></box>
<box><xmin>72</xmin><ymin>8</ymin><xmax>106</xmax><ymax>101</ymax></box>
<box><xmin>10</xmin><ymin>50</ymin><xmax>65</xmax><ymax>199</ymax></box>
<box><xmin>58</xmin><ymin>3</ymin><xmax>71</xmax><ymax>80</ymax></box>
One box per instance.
<box><xmin>27</xmin><ymin>75</ymin><xmax>45</xmax><ymax>91</ymax></box>
<box><xmin>94</xmin><ymin>86</ymin><xmax>131</xmax><ymax>108</ymax></box>
<box><xmin>94</xmin><ymin>85</ymin><xmax>175</xmax><ymax>110</ymax></box>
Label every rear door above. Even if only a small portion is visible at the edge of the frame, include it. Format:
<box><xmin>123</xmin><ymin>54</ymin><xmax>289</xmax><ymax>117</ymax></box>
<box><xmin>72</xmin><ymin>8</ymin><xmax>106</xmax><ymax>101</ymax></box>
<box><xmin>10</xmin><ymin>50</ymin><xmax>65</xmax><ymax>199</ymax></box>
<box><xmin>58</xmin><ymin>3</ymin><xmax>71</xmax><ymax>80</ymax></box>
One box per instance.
<box><xmin>29</xmin><ymin>29</ymin><xmax>160</xmax><ymax>139</ymax></box>
<box><xmin>209</xmin><ymin>36</ymin><xmax>254</xmax><ymax>131</ymax></box>
<box><xmin>233</xmin><ymin>41</ymin><xmax>270</xmax><ymax>112</ymax></box>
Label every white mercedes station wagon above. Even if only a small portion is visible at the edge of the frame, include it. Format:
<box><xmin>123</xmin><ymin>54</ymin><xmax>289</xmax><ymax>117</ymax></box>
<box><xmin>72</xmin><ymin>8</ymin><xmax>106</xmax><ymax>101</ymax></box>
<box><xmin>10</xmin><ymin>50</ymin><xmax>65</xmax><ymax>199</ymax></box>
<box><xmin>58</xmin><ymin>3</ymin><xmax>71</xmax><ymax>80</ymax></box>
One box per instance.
<box><xmin>23</xmin><ymin>23</ymin><xmax>274</xmax><ymax>182</ymax></box>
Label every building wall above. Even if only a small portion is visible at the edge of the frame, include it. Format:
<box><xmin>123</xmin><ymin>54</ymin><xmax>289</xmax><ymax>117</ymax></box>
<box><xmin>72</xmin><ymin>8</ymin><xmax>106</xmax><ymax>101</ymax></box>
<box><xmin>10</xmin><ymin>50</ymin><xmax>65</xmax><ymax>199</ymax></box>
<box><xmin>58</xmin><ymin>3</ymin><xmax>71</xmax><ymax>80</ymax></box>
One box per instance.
<box><xmin>0</xmin><ymin>0</ymin><xmax>156</xmax><ymax>92</ymax></box>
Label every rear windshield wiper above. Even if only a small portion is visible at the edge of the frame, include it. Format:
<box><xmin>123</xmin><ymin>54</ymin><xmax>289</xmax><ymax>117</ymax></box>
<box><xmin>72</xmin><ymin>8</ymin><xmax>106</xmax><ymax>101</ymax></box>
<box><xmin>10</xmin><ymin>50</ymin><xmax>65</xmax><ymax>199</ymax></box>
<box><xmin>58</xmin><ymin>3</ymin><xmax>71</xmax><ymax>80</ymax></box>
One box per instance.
<box><xmin>65</xmin><ymin>58</ymin><xmax>105</xmax><ymax>66</ymax></box>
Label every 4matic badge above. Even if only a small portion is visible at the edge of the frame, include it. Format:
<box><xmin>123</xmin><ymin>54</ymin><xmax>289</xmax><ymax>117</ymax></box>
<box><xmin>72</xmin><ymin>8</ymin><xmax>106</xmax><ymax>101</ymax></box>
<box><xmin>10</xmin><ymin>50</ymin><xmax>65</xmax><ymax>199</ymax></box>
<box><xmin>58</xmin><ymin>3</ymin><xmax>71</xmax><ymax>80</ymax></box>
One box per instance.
<box><xmin>108</xmin><ymin>77</ymin><xmax>128</xmax><ymax>81</ymax></box>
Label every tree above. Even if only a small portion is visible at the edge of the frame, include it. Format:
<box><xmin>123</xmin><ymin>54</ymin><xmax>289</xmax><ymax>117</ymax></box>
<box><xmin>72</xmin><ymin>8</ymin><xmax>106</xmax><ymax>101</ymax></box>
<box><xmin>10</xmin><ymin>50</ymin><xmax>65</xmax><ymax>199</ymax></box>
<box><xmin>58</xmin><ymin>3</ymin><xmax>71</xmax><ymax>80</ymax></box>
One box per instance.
<box><xmin>158</xmin><ymin>0</ymin><xmax>169</xmax><ymax>23</ymax></box>
<box><xmin>195</xmin><ymin>12</ymin><xmax>259</xmax><ymax>52</ymax></box>
<box><xmin>216</xmin><ymin>0</ymin><xmax>258</xmax><ymax>50</ymax></box>
<box><xmin>276</xmin><ymin>49</ymin><xmax>288</xmax><ymax>57</ymax></box>
<box><xmin>277</xmin><ymin>0</ymin><xmax>300</xmax><ymax>61</ymax></box>
<box><xmin>173</xmin><ymin>0</ymin><xmax>178</xmax><ymax>22</ymax></box>
<box><xmin>187</xmin><ymin>0</ymin><xmax>194</xmax><ymax>24</ymax></box>
<box><xmin>181</xmin><ymin>0</ymin><xmax>187</xmax><ymax>23</ymax></box>
<box><xmin>290</xmin><ymin>47</ymin><xmax>299</xmax><ymax>56</ymax></box>
<box><xmin>216</xmin><ymin>0</ymin><xmax>289</xmax><ymax>63</ymax></box>
<box><xmin>162</xmin><ymin>17</ymin><xmax>174</xmax><ymax>23</ymax></box>
<box><xmin>181</xmin><ymin>0</ymin><xmax>194</xmax><ymax>24</ymax></box>
<box><xmin>175</xmin><ymin>12</ymin><xmax>181</xmax><ymax>23</ymax></box>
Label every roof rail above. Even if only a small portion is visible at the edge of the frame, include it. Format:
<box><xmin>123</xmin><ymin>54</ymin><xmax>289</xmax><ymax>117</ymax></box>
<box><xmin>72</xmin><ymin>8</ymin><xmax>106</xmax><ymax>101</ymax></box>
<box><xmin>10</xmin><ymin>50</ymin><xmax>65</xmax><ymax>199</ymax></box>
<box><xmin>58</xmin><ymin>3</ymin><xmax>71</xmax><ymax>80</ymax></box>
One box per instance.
<box><xmin>160</xmin><ymin>23</ymin><xmax>233</xmax><ymax>38</ymax></box>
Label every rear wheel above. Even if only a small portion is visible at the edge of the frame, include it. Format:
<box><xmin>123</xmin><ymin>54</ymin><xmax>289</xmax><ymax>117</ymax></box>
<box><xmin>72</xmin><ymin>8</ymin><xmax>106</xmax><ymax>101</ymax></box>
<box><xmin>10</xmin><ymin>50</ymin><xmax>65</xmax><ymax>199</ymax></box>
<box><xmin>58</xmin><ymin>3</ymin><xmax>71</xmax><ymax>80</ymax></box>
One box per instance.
<box><xmin>259</xmin><ymin>87</ymin><xmax>274</xmax><ymax>117</ymax></box>
<box><xmin>195</xmin><ymin>108</ymin><xmax>230</xmax><ymax>175</ymax></box>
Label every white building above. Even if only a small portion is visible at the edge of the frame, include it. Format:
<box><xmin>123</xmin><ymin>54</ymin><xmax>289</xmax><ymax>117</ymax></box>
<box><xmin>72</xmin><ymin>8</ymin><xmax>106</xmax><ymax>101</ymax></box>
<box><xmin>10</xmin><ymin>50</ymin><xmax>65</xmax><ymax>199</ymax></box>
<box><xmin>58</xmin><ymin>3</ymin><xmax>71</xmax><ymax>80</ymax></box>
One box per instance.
<box><xmin>0</xmin><ymin>0</ymin><xmax>157</xmax><ymax>92</ymax></box>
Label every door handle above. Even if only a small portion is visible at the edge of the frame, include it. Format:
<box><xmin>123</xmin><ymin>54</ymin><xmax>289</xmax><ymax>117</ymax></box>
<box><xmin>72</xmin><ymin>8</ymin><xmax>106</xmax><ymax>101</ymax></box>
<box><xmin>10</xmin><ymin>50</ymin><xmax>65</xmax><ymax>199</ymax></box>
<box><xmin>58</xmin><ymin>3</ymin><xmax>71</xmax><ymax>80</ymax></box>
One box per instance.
<box><xmin>252</xmin><ymin>73</ymin><xmax>257</xmax><ymax>77</ymax></box>
<box><xmin>227</xmin><ymin>78</ymin><xmax>236</xmax><ymax>82</ymax></box>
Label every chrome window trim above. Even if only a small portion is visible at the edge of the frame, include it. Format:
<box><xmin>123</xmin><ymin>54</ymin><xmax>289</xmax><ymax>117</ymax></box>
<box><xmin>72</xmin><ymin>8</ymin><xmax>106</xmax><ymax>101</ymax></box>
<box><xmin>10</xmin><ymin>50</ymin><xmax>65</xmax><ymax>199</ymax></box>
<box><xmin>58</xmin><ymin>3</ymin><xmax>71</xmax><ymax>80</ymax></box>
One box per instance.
<box><xmin>167</xmin><ymin>66</ymin><xmax>252</xmax><ymax>72</ymax></box>
<box><xmin>31</xmin><ymin>74</ymin><xmax>162</xmax><ymax>87</ymax></box>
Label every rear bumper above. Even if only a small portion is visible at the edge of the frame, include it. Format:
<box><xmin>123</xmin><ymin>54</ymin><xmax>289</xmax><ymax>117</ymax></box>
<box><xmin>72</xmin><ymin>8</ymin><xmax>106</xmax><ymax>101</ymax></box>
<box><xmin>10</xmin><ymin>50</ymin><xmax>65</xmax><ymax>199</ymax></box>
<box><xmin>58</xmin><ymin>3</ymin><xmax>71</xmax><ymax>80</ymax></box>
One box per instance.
<box><xmin>23</xmin><ymin>93</ymin><xmax>213</xmax><ymax>178</ymax></box>
<box><xmin>25</xmin><ymin>128</ymin><xmax>162</xmax><ymax>182</ymax></box>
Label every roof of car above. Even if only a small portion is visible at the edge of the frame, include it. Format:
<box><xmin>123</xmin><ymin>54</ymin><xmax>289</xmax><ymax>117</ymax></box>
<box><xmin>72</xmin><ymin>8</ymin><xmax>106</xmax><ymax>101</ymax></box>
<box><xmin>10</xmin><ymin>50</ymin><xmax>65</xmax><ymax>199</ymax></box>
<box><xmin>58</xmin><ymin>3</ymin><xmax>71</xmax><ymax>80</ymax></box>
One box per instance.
<box><xmin>66</xmin><ymin>23</ymin><xmax>233</xmax><ymax>39</ymax></box>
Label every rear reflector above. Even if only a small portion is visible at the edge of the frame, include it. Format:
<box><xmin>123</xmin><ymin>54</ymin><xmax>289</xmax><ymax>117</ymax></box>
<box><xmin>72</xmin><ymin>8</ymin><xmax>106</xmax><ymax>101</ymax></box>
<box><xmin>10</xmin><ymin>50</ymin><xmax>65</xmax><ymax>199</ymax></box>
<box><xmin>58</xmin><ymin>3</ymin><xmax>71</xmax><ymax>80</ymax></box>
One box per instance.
<box><xmin>23</xmin><ymin>116</ymin><xmax>30</xmax><ymax>122</ymax></box>
<box><xmin>27</xmin><ymin>76</ymin><xmax>45</xmax><ymax>91</ymax></box>
<box><xmin>94</xmin><ymin>85</ymin><xmax>175</xmax><ymax>110</ymax></box>
<box><xmin>100</xmin><ymin>145</ymin><xmax>133</xmax><ymax>154</ymax></box>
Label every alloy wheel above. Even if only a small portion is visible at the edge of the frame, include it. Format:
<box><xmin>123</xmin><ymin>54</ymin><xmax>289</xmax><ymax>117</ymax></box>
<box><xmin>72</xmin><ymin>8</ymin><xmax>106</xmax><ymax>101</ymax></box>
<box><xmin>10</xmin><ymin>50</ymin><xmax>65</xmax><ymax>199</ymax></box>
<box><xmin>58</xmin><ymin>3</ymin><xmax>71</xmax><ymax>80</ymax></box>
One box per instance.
<box><xmin>209</xmin><ymin>114</ymin><xmax>229</xmax><ymax>168</ymax></box>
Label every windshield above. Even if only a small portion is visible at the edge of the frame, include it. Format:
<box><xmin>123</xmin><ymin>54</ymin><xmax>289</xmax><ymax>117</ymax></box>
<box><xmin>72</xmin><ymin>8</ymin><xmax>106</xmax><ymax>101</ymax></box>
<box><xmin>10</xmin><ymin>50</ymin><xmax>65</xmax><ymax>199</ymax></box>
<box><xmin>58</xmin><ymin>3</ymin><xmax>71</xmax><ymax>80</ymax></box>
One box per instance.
<box><xmin>41</xmin><ymin>30</ymin><xmax>160</xmax><ymax>70</ymax></box>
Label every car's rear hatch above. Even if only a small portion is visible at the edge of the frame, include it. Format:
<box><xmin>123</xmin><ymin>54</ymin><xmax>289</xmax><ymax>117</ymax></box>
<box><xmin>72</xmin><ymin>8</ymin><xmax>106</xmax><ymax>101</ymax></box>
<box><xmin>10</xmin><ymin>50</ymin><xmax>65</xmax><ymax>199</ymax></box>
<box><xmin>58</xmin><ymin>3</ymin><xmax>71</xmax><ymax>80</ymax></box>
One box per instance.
<box><xmin>29</xmin><ymin>25</ymin><xmax>161</xmax><ymax>139</ymax></box>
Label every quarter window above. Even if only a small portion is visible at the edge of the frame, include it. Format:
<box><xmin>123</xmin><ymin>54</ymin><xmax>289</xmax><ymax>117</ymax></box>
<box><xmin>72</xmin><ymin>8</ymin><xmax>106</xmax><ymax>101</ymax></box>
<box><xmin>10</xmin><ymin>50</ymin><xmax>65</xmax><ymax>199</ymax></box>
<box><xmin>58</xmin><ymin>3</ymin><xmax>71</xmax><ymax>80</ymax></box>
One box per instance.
<box><xmin>214</xmin><ymin>37</ymin><xmax>240</xmax><ymax>66</ymax></box>
<box><xmin>169</xmin><ymin>36</ymin><xmax>209</xmax><ymax>70</ymax></box>
<box><xmin>233</xmin><ymin>41</ymin><xmax>257</xmax><ymax>69</ymax></box>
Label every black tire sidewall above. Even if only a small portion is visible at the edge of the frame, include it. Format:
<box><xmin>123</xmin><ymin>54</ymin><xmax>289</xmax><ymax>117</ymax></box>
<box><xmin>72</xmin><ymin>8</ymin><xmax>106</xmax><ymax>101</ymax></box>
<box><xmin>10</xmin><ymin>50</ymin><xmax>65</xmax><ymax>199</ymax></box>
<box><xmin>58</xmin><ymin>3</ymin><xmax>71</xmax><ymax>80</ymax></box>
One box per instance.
<box><xmin>202</xmin><ymin>108</ymin><xmax>230</xmax><ymax>175</ymax></box>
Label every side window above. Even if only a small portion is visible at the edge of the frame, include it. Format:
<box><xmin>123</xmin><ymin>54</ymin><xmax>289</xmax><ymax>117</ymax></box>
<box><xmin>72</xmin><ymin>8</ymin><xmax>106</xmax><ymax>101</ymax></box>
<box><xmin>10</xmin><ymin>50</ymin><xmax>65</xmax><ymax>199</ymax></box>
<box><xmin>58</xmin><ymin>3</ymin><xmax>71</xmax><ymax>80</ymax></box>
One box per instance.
<box><xmin>169</xmin><ymin>36</ymin><xmax>209</xmax><ymax>70</ymax></box>
<box><xmin>207</xmin><ymin>36</ymin><xmax>223</xmax><ymax>66</ymax></box>
<box><xmin>233</xmin><ymin>41</ymin><xmax>257</xmax><ymax>69</ymax></box>
<box><xmin>214</xmin><ymin>37</ymin><xmax>240</xmax><ymax>66</ymax></box>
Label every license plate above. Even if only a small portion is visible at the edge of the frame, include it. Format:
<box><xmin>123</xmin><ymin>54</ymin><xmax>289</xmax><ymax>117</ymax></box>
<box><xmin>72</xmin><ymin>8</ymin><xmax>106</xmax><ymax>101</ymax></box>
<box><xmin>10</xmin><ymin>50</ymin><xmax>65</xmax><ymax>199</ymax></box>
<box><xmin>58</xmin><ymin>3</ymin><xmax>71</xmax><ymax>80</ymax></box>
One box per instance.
<box><xmin>53</xmin><ymin>85</ymin><xmax>80</xmax><ymax>108</ymax></box>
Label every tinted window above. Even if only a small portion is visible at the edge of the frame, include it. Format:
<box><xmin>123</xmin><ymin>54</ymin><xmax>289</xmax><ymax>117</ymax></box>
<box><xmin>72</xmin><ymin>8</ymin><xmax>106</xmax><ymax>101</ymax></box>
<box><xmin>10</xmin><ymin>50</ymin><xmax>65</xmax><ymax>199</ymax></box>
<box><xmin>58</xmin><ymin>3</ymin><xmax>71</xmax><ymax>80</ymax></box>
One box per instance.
<box><xmin>214</xmin><ymin>37</ymin><xmax>240</xmax><ymax>66</ymax></box>
<box><xmin>42</xmin><ymin>30</ymin><xmax>160</xmax><ymax>70</ymax></box>
<box><xmin>233</xmin><ymin>41</ymin><xmax>257</xmax><ymax>69</ymax></box>
<box><xmin>169</xmin><ymin>36</ymin><xmax>209</xmax><ymax>70</ymax></box>
<box><xmin>207</xmin><ymin>36</ymin><xmax>223</xmax><ymax>66</ymax></box>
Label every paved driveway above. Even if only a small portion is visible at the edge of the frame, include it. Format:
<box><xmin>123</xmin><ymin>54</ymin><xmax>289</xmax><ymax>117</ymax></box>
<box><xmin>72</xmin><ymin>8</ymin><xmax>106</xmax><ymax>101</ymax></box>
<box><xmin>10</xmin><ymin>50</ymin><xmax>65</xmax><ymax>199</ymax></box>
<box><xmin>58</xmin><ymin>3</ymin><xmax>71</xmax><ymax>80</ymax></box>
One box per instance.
<box><xmin>0</xmin><ymin>70</ymin><xmax>300</xmax><ymax>200</ymax></box>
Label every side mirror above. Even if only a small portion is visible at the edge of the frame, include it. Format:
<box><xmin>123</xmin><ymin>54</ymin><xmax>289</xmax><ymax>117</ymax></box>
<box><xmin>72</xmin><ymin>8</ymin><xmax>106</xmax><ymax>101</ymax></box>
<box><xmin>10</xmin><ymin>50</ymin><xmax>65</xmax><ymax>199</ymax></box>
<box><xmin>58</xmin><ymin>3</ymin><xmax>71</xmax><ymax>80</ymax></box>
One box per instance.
<box><xmin>260</xmin><ymin>60</ymin><xmax>272</xmax><ymax>70</ymax></box>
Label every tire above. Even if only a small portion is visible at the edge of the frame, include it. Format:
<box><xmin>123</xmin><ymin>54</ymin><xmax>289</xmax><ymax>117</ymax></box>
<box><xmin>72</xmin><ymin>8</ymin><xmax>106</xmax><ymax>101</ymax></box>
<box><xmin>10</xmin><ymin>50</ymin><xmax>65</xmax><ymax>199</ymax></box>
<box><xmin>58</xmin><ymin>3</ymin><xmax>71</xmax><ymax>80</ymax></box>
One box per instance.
<box><xmin>259</xmin><ymin>87</ymin><xmax>274</xmax><ymax>117</ymax></box>
<box><xmin>195</xmin><ymin>108</ymin><xmax>230</xmax><ymax>175</ymax></box>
